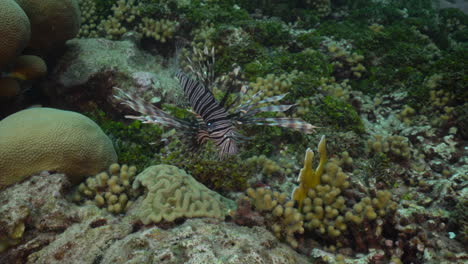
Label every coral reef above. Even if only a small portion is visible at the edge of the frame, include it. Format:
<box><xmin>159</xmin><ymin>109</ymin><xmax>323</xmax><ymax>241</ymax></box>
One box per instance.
<box><xmin>46</xmin><ymin>38</ymin><xmax>183</xmax><ymax>113</ymax></box>
<box><xmin>0</xmin><ymin>167</ymin><xmax>306</xmax><ymax>264</ymax></box>
<box><xmin>73</xmin><ymin>163</ymin><xmax>139</xmax><ymax>214</ymax></box>
<box><xmin>292</xmin><ymin>135</ymin><xmax>327</xmax><ymax>209</ymax></box>
<box><xmin>0</xmin><ymin>107</ymin><xmax>117</xmax><ymax>189</ymax></box>
<box><xmin>100</xmin><ymin>218</ymin><xmax>311</xmax><ymax>264</ymax></box>
<box><xmin>0</xmin><ymin>172</ymin><xmax>80</xmax><ymax>255</ymax></box>
<box><xmin>7</xmin><ymin>55</ymin><xmax>47</xmax><ymax>81</ymax></box>
<box><xmin>129</xmin><ymin>165</ymin><xmax>233</xmax><ymax>224</ymax></box>
<box><xmin>234</xmin><ymin>146</ymin><xmax>403</xmax><ymax>260</ymax></box>
<box><xmin>78</xmin><ymin>0</ymin><xmax>178</xmax><ymax>43</ymax></box>
<box><xmin>14</xmin><ymin>0</ymin><xmax>81</xmax><ymax>52</ymax></box>
<box><xmin>238</xmin><ymin>187</ymin><xmax>304</xmax><ymax>248</ymax></box>
<box><xmin>0</xmin><ymin>55</ymin><xmax>48</xmax><ymax>97</ymax></box>
<box><xmin>0</xmin><ymin>0</ymin><xmax>30</xmax><ymax>70</ymax></box>
<box><xmin>367</xmin><ymin>134</ymin><xmax>411</xmax><ymax>161</ymax></box>
<box><xmin>1</xmin><ymin>1</ymin><xmax>467</xmax><ymax>263</ymax></box>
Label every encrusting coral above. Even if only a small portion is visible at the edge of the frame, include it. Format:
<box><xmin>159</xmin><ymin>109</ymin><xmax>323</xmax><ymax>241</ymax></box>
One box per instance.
<box><xmin>131</xmin><ymin>165</ymin><xmax>228</xmax><ymax>224</ymax></box>
<box><xmin>73</xmin><ymin>163</ymin><xmax>139</xmax><ymax>214</ymax></box>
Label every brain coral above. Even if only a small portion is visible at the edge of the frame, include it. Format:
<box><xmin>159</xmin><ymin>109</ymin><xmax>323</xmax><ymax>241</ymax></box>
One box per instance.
<box><xmin>132</xmin><ymin>165</ymin><xmax>228</xmax><ymax>224</ymax></box>
<box><xmin>0</xmin><ymin>107</ymin><xmax>117</xmax><ymax>190</ymax></box>
<box><xmin>14</xmin><ymin>0</ymin><xmax>81</xmax><ymax>51</ymax></box>
<box><xmin>8</xmin><ymin>55</ymin><xmax>47</xmax><ymax>81</ymax></box>
<box><xmin>0</xmin><ymin>0</ymin><xmax>30</xmax><ymax>70</ymax></box>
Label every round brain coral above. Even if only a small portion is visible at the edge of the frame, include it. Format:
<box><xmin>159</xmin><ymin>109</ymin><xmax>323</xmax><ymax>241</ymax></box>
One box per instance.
<box><xmin>0</xmin><ymin>107</ymin><xmax>117</xmax><ymax>190</ymax></box>
<box><xmin>13</xmin><ymin>0</ymin><xmax>81</xmax><ymax>51</ymax></box>
<box><xmin>0</xmin><ymin>0</ymin><xmax>30</xmax><ymax>70</ymax></box>
<box><xmin>8</xmin><ymin>55</ymin><xmax>47</xmax><ymax>81</ymax></box>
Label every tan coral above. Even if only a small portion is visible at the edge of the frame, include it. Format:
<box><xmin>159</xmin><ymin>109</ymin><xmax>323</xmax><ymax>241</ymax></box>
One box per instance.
<box><xmin>0</xmin><ymin>107</ymin><xmax>117</xmax><ymax>189</ymax></box>
<box><xmin>14</xmin><ymin>0</ymin><xmax>81</xmax><ymax>51</ymax></box>
<box><xmin>131</xmin><ymin>165</ymin><xmax>226</xmax><ymax>224</ymax></box>
<box><xmin>73</xmin><ymin>163</ymin><xmax>138</xmax><ymax>214</ymax></box>
<box><xmin>244</xmin><ymin>187</ymin><xmax>304</xmax><ymax>248</ymax></box>
<box><xmin>7</xmin><ymin>55</ymin><xmax>47</xmax><ymax>80</ymax></box>
<box><xmin>0</xmin><ymin>0</ymin><xmax>30</xmax><ymax>70</ymax></box>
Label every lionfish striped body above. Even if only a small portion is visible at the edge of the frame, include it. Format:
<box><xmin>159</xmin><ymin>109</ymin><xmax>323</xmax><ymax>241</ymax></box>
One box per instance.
<box><xmin>114</xmin><ymin>49</ymin><xmax>316</xmax><ymax>158</ymax></box>
<box><xmin>177</xmin><ymin>70</ymin><xmax>239</xmax><ymax>156</ymax></box>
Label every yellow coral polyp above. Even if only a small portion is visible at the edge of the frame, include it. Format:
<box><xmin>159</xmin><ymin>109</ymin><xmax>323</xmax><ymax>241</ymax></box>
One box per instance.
<box><xmin>292</xmin><ymin>135</ymin><xmax>327</xmax><ymax>209</ymax></box>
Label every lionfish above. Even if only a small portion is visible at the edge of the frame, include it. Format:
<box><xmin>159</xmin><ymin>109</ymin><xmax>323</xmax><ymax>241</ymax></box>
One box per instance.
<box><xmin>114</xmin><ymin>47</ymin><xmax>316</xmax><ymax>158</ymax></box>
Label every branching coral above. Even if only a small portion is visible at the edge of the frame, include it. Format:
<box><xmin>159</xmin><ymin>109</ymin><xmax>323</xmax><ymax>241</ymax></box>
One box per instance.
<box><xmin>138</xmin><ymin>18</ymin><xmax>178</xmax><ymax>43</ymax></box>
<box><xmin>321</xmin><ymin>37</ymin><xmax>366</xmax><ymax>80</ymax></box>
<box><xmin>240</xmin><ymin>187</ymin><xmax>304</xmax><ymax>248</ymax></box>
<box><xmin>235</xmin><ymin>140</ymin><xmax>399</xmax><ymax>255</ymax></box>
<box><xmin>246</xmin><ymin>71</ymin><xmax>299</xmax><ymax>100</ymax></box>
<box><xmin>72</xmin><ymin>163</ymin><xmax>139</xmax><ymax>214</ymax></box>
<box><xmin>78</xmin><ymin>0</ymin><xmax>178</xmax><ymax>43</ymax></box>
<box><xmin>292</xmin><ymin>135</ymin><xmax>327</xmax><ymax>209</ymax></box>
<box><xmin>367</xmin><ymin>134</ymin><xmax>411</xmax><ymax>161</ymax></box>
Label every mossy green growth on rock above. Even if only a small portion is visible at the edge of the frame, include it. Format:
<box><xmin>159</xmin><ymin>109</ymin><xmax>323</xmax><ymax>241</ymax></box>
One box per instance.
<box><xmin>302</xmin><ymin>96</ymin><xmax>365</xmax><ymax>134</ymax></box>
<box><xmin>87</xmin><ymin>110</ymin><xmax>163</xmax><ymax>170</ymax></box>
<box><xmin>216</xmin><ymin>41</ymin><xmax>266</xmax><ymax>76</ymax></box>
<box><xmin>237</xmin><ymin>18</ymin><xmax>291</xmax><ymax>47</ymax></box>
<box><xmin>183</xmin><ymin>0</ymin><xmax>249</xmax><ymax>25</ymax></box>
<box><xmin>429</xmin><ymin>48</ymin><xmax>468</xmax><ymax>102</ymax></box>
<box><xmin>315</xmin><ymin>3</ymin><xmax>452</xmax><ymax>96</ymax></box>
<box><xmin>91</xmin><ymin>0</ymin><xmax>118</xmax><ymax>17</ymax></box>
<box><xmin>243</xmin><ymin>48</ymin><xmax>330</xmax><ymax>81</ymax></box>
<box><xmin>157</xmin><ymin>141</ymin><xmax>251</xmax><ymax>194</ymax></box>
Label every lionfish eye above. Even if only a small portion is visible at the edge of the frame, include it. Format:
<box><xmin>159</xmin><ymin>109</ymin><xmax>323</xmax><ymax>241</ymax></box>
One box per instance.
<box><xmin>207</xmin><ymin>122</ymin><xmax>212</xmax><ymax>126</ymax></box>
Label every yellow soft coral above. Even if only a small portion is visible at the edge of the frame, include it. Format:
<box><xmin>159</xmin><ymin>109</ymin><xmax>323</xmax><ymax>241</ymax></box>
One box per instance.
<box><xmin>292</xmin><ymin>135</ymin><xmax>327</xmax><ymax>209</ymax></box>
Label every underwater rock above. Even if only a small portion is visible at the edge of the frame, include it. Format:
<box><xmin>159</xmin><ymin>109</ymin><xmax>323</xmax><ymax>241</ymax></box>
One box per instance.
<box><xmin>439</xmin><ymin>0</ymin><xmax>468</xmax><ymax>14</ymax></box>
<box><xmin>100</xmin><ymin>218</ymin><xmax>310</xmax><ymax>264</ymax></box>
<box><xmin>26</xmin><ymin>216</ymin><xmax>132</xmax><ymax>264</ymax></box>
<box><xmin>0</xmin><ymin>172</ymin><xmax>82</xmax><ymax>259</ymax></box>
<box><xmin>0</xmin><ymin>169</ymin><xmax>307</xmax><ymax>264</ymax></box>
<box><xmin>45</xmin><ymin>38</ymin><xmax>183</xmax><ymax>113</ymax></box>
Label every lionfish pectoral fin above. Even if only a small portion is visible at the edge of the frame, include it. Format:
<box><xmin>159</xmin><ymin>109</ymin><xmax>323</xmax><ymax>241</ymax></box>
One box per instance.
<box><xmin>249</xmin><ymin>117</ymin><xmax>318</xmax><ymax>134</ymax></box>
